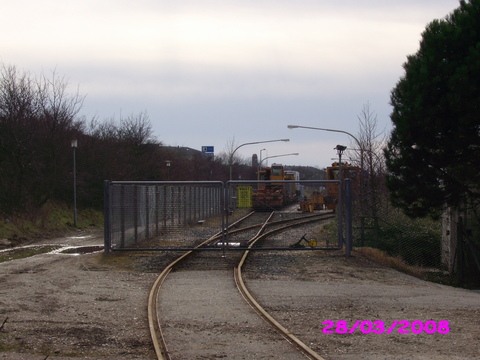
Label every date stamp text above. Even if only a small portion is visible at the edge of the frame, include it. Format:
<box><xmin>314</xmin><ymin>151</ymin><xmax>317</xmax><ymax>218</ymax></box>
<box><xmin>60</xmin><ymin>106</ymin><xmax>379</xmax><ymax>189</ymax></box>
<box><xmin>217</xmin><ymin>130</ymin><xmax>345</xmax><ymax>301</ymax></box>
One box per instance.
<box><xmin>322</xmin><ymin>320</ymin><xmax>450</xmax><ymax>334</ymax></box>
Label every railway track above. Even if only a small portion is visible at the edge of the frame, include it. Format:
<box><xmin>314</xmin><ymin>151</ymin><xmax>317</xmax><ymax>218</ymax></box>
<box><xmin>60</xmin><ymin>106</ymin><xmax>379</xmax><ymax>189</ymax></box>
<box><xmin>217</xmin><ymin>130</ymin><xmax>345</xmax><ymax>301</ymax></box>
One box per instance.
<box><xmin>148</xmin><ymin>210</ymin><xmax>333</xmax><ymax>359</ymax></box>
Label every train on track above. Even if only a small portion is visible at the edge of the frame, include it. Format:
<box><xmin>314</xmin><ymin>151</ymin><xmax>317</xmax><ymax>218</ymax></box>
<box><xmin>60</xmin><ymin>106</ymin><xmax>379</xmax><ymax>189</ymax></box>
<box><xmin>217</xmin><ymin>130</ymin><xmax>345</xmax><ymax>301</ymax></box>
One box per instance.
<box><xmin>301</xmin><ymin>162</ymin><xmax>360</xmax><ymax>212</ymax></box>
<box><xmin>251</xmin><ymin>164</ymin><xmax>300</xmax><ymax>211</ymax></box>
<box><xmin>250</xmin><ymin>162</ymin><xmax>360</xmax><ymax>212</ymax></box>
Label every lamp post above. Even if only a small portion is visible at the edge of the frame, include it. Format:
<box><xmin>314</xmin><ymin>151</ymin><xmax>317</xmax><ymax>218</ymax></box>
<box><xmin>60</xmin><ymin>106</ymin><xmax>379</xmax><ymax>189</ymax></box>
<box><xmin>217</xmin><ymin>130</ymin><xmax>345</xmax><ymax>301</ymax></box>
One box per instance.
<box><xmin>258</xmin><ymin>148</ymin><xmax>266</xmax><ymax>172</ymax></box>
<box><xmin>287</xmin><ymin>124</ymin><xmax>363</xmax><ymax>173</ymax></box>
<box><xmin>71</xmin><ymin>139</ymin><xmax>78</xmax><ymax>227</ymax></box>
<box><xmin>165</xmin><ymin>160</ymin><xmax>171</xmax><ymax>180</ymax></box>
<box><xmin>258</xmin><ymin>153</ymin><xmax>299</xmax><ymax>168</ymax></box>
<box><xmin>288</xmin><ymin>124</ymin><xmax>362</xmax><ymax>253</ymax></box>
<box><xmin>287</xmin><ymin>125</ymin><xmax>360</xmax><ymax>147</ymax></box>
<box><xmin>335</xmin><ymin>145</ymin><xmax>347</xmax><ymax>248</ymax></box>
<box><xmin>229</xmin><ymin>139</ymin><xmax>290</xmax><ymax>180</ymax></box>
<box><xmin>258</xmin><ymin>153</ymin><xmax>299</xmax><ymax>180</ymax></box>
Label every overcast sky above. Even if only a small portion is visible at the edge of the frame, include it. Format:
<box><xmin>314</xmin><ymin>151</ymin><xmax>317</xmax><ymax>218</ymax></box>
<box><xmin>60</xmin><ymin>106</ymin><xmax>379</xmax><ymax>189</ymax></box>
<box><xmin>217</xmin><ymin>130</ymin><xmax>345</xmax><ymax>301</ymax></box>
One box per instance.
<box><xmin>1</xmin><ymin>0</ymin><xmax>461</xmax><ymax>169</ymax></box>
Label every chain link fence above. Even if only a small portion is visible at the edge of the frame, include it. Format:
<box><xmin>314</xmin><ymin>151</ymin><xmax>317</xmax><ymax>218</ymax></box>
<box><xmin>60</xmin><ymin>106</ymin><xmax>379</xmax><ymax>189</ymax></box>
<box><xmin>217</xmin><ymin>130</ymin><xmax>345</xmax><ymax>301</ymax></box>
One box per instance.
<box><xmin>226</xmin><ymin>180</ymin><xmax>343</xmax><ymax>250</ymax></box>
<box><xmin>104</xmin><ymin>179</ymin><xmax>351</xmax><ymax>253</ymax></box>
<box><xmin>351</xmin><ymin>183</ymin><xmax>480</xmax><ymax>288</ymax></box>
<box><xmin>103</xmin><ymin>177</ymin><xmax>479</xmax><ymax>288</ymax></box>
<box><xmin>104</xmin><ymin>181</ymin><xmax>225</xmax><ymax>251</ymax></box>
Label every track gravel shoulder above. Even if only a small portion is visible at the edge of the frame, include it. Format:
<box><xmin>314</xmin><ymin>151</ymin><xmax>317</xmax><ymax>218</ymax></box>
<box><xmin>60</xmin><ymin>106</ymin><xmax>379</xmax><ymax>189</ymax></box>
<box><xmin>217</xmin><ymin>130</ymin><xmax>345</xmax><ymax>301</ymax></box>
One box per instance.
<box><xmin>0</xmin><ymin>230</ymin><xmax>159</xmax><ymax>360</ymax></box>
<box><xmin>159</xmin><ymin>269</ymin><xmax>308</xmax><ymax>359</ymax></box>
<box><xmin>243</xmin><ymin>251</ymin><xmax>480</xmax><ymax>360</ymax></box>
<box><xmin>1</xmin><ymin>229</ymin><xmax>479</xmax><ymax>359</ymax></box>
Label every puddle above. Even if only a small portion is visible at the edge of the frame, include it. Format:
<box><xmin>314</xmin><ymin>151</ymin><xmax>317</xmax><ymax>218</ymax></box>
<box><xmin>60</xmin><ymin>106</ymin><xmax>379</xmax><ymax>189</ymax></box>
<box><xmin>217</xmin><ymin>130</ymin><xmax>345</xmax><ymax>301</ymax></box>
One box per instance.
<box><xmin>66</xmin><ymin>235</ymin><xmax>94</xmax><ymax>240</ymax></box>
<box><xmin>0</xmin><ymin>245</ymin><xmax>104</xmax><ymax>263</ymax></box>
<box><xmin>0</xmin><ymin>245</ymin><xmax>62</xmax><ymax>263</ymax></box>
<box><xmin>59</xmin><ymin>245</ymin><xmax>104</xmax><ymax>255</ymax></box>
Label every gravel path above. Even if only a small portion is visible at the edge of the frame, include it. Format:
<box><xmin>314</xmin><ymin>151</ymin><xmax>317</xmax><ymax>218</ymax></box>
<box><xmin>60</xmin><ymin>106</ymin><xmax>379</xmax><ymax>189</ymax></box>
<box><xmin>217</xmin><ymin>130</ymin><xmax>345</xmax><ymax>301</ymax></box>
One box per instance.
<box><xmin>159</xmin><ymin>268</ymin><xmax>308</xmax><ymax>359</ymax></box>
<box><xmin>1</xmin><ymin>228</ymin><xmax>479</xmax><ymax>359</ymax></box>
<box><xmin>244</xmin><ymin>250</ymin><xmax>480</xmax><ymax>360</ymax></box>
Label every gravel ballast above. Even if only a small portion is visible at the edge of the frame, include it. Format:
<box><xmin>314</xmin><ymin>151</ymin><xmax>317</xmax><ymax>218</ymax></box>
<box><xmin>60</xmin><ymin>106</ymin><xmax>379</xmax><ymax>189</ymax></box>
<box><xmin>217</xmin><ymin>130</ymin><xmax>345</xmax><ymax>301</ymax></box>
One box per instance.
<box><xmin>1</xmin><ymin>229</ymin><xmax>479</xmax><ymax>359</ymax></box>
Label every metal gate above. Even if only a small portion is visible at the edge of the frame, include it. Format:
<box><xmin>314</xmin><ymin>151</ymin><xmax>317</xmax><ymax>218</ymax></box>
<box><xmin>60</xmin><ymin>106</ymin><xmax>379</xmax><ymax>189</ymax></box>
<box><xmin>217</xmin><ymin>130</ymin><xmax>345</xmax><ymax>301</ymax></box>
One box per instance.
<box><xmin>103</xmin><ymin>180</ymin><xmax>352</xmax><ymax>253</ymax></box>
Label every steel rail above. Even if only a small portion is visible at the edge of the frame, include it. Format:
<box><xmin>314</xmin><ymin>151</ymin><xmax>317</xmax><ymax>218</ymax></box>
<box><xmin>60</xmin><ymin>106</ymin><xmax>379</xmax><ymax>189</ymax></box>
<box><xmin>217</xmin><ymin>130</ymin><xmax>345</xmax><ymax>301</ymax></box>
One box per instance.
<box><xmin>235</xmin><ymin>215</ymin><xmax>329</xmax><ymax>360</ymax></box>
<box><xmin>114</xmin><ymin>211</ymin><xmax>333</xmax><ymax>252</ymax></box>
<box><xmin>148</xmin><ymin>210</ymin><xmax>332</xmax><ymax>359</ymax></box>
<box><xmin>148</xmin><ymin>211</ymin><xmax>258</xmax><ymax>360</ymax></box>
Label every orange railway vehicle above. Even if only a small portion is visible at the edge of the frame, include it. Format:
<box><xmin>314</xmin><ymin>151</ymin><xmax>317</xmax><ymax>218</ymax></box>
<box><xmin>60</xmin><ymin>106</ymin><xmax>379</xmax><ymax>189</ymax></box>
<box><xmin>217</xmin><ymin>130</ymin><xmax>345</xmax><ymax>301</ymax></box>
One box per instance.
<box><xmin>252</xmin><ymin>164</ymin><xmax>299</xmax><ymax>210</ymax></box>
<box><xmin>301</xmin><ymin>162</ymin><xmax>360</xmax><ymax>212</ymax></box>
<box><xmin>323</xmin><ymin>162</ymin><xmax>360</xmax><ymax>211</ymax></box>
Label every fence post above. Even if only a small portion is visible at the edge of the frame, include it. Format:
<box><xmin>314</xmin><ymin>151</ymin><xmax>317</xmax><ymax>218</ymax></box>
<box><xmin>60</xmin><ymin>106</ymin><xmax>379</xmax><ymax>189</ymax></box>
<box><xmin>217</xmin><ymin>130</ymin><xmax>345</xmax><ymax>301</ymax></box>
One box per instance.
<box><xmin>103</xmin><ymin>180</ymin><xmax>111</xmax><ymax>254</ymax></box>
<box><xmin>155</xmin><ymin>185</ymin><xmax>160</xmax><ymax>235</ymax></box>
<box><xmin>145</xmin><ymin>186</ymin><xmax>150</xmax><ymax>240</ymax></box>
<box><xmin>133</xmin><ymin>185</ymin><xmax>138</xmax><ymax>244</ymax></box>
<box><xmin>163</xmin><ymin>185</ymin><xmax>167</xmax><ymax>231</ymax></box>
<box><xmin>189</xmin><ymin>186</ymin><xmax>193</xmax><ymax>223</ymax></box>
<box><xmin>120</xmin><ymin>185</ymin><xmax>125</xmax><ymax>248</ymax></box>
<box><xmin>345</xmin><ymin>179</ymin><xmax>352</xmax><ymax>256</ymax></box>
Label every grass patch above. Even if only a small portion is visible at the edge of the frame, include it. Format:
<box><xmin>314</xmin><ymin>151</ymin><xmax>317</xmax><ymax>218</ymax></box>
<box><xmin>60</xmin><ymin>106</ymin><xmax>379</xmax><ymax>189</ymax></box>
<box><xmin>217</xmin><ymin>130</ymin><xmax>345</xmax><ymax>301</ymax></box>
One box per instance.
<box><xmin>356</xmin><ymin>246</ymin><xmax>466</xmax><ymax>287</ymax></box>
<box><xmin>356</xmin><ymin>247</ymin><xmax>429</xmax><ymax>278</ymax></box>
<box><xmin>0</xmin><ymin>201</ymin><xmax>103</xmax><ymax>242</ymax></box>
<box><xmin>97</xmin><ymin>252</ymin><xmax>136</xmax><ymax>268</ymax></box>
<box><xmin>309</xmin><ymin>220</ymin><xmax>338</xmax><ymax>247</ymax></box>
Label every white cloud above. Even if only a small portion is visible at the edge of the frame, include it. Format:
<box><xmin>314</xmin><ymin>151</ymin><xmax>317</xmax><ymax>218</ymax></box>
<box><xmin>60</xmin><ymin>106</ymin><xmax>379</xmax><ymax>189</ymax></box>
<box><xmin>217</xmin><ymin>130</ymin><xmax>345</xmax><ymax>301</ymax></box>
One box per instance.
<box><xmin>1</xmin><ymin>0</ymin><xmax>461</xmax><ymax>167</ymax></box>
<box><xmin>3</xmin><ymin>1</ymin><xmax>451</xmax><ymax>69</ymax></box>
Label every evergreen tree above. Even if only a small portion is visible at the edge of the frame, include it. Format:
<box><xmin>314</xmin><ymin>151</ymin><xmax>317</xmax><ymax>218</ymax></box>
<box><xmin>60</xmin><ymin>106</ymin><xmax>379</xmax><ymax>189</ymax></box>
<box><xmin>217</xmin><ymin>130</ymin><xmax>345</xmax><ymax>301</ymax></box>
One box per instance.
<box><xmin>385</xmin><ymin>0</ymin><xmax>480</xmax><ymax>217</ymax></box>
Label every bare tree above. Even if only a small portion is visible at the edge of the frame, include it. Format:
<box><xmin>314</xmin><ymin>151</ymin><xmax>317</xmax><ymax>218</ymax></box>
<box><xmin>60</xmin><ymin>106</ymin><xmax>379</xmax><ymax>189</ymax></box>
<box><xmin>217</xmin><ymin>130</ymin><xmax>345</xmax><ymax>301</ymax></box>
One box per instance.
<box><xmin>216</xmin><ymin>137</ymin><xmax>245</xmax><ymax>165</ymax></box>
<box><xmin>0</xmin><ymin>64</ymin><xmax>86</xmax><ymax>213</ymax></box>
<box><xmin>117</xmin><ymin>111</ymin><xmax>155</xmax><ymax>145</ymax></box>
<box><xmin>217</xmin><ymin>136</ymin><xmax>253</xmax><ymax>179</ymax></box>
<box><xmin>35</xmin><ymin>70</ymin><xmax>85</xmax><ymax>205</ymax></box>
<box><xmin>88</xmin><ymin>116</ymin><xmax>118</xmax><ymax>141</ymax></box>
<box><xmin>37</xmin><ymin>69</ymin><xmax>85</xmax><ymax>131</ymax></box>
<box><xmin>355</xmin><ymin>102</ymin><xmax>386</xmax><ymax>175</ymax></box>
<box><xmin>0</xmin><ymin>65</ymin><xmax>39</xmax><ymax>213</ymax></box>
<box><xmin>352</xmin><ymin>102</ymin><xmax>388</xmax><ymax>219</ymax></box>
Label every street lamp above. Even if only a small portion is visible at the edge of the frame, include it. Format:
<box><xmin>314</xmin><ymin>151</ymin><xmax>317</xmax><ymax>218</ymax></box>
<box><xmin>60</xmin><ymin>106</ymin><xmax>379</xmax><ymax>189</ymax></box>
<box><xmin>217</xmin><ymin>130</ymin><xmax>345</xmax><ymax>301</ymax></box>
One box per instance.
<box><xmin>287</xmin><ymin>125</ymin><xmax>360</xmax><ymax>146</ymax></box>
<box><xmin>335</xmin><ymin>145</ymin><xmax>347</xmax><ymax>248</ymax></box>
<box><xmin>258</xmin><ymin>148</ymin><xmax>266</xmax><ymax>172</ymax></box>
<box><xmin>287</xmin><ymin>124</ymin><xmax>363</xmax><ymax>173</ymax></box>
<box><xmin>165</xmin><ymin>160</ymin><xmax>171</xmax><ymax>180</ymax></box>
<box><xmin>288</xmin><ymin>124</ymin><xmax>361</xmax><ymax>253</ymax></box>
<box><xmin>258</xmin><ymin>153</ymin><xmax>299</xmax><ymax>168</ymax></box>
<box><xmin>258</xmin><ymin>153</ymin><xmax>299</xmax><ymax>180</ymax></box>
<box><xmin>229</xmin><ymin>139</ymin><xmax>290</xmax><ymax>180</ymax></box>
<box><xmin>71</xmin><ymin>139</ymin><xmax>78</xmax><ymax>227</ymax></box>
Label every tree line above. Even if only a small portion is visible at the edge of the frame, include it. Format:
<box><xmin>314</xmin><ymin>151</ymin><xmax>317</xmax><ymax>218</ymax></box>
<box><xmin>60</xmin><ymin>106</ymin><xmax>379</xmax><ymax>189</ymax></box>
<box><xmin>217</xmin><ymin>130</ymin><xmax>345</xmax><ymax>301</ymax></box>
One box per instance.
<box><xmin>0</xmin><ymin>64</ymin><xmax>239</xmax><ymax>216</ymax></box>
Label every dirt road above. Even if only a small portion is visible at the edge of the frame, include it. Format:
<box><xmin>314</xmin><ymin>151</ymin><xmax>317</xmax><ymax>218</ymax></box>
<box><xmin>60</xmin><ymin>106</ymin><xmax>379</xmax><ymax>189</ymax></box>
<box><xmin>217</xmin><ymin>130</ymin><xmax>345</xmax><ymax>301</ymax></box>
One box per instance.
<box><xmin>0</xmin><ymin>229</ymin><xmax>479</xmax><ymax>359</ymax></box>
